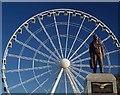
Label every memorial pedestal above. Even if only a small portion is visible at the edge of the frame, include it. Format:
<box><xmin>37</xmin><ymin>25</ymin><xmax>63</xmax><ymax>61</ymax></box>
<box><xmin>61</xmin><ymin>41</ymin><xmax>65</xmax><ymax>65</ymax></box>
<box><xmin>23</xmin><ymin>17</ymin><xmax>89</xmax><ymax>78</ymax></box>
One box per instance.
<box><xmin>86</xmin><ymin>73</ymin><xmax>117</xmax><ymax>95</ymax></box>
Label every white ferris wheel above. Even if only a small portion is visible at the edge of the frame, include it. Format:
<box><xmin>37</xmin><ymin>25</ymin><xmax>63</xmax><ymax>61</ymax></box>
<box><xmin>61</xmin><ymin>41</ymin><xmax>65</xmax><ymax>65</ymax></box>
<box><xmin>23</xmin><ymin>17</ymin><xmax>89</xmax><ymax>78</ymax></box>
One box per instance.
<box><xmin>2</xmin><ymin>9</ymin><xmax>120</xmax><ymax>94</ymax></box>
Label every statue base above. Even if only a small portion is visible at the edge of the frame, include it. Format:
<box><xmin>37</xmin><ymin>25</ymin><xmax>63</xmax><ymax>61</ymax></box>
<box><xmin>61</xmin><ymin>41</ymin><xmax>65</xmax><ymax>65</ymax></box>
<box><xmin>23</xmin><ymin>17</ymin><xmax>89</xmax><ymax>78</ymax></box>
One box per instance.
<box><xmin>86</xmin><ymin>73</ymin><xmax>117</xmax><ymax>95</ymax></box>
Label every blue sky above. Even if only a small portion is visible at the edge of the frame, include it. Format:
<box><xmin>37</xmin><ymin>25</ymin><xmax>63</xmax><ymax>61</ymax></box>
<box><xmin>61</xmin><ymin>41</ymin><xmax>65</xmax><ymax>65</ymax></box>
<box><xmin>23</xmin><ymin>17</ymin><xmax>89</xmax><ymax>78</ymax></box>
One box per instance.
<box><xmin>2</xmin><ymin>2</ymin><xmax>119</xmax><ymax>52</ymax></box>
<box><xmin>1</xmin><ymin>2</ymin><xmax>120</xmax><ymax>94</ymax></box>
<box><xmin>2</xmin><ymin>2</ymin><xmax>119</xmax><ymax>49</ymax></box>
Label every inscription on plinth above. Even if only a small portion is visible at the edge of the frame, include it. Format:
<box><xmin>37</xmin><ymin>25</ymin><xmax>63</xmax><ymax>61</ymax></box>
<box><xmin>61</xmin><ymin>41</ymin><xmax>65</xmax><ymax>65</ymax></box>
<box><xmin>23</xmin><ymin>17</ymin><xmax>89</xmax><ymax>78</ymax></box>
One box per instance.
<box><xmin>86</xmin><ymin>73</ymin><xmax>117</xmax><ymax>95</ymax></box>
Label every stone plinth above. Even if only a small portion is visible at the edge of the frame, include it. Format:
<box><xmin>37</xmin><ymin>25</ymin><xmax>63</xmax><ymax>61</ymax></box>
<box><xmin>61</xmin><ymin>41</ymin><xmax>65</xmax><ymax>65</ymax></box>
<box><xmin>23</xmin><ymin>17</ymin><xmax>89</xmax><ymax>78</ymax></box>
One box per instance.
<box><xmin>86</xmin><ymin>73</ymin><xmax>117</xmax><ymax>95</ymax></box>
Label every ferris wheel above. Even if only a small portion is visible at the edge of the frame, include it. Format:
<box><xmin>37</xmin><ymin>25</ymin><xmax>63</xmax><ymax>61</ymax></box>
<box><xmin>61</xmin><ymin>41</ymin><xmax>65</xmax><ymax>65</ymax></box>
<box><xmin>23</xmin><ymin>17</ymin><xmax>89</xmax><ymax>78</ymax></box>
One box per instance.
<box><xmin>2</xmin><ymin>9</ymin><xmax>120</xmax><ymax>94</ymax></box>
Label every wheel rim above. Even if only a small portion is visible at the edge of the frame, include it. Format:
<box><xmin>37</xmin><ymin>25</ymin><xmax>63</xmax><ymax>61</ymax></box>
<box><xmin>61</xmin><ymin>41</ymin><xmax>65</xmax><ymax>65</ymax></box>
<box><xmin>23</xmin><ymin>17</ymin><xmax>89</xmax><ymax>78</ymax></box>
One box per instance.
<box><xmin>2</xmin><ymin>9</ymin><xmax>120</xmax><ymax>94</ymax></box>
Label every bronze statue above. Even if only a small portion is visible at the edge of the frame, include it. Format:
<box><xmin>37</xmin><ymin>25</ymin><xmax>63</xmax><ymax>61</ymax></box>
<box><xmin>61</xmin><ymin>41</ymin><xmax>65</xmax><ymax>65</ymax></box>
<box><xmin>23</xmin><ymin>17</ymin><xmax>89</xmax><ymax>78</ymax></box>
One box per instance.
<box><xmin>89</xmin><ymin>34</ymin><xmax>105</xmax><ymax>73</ymax></box>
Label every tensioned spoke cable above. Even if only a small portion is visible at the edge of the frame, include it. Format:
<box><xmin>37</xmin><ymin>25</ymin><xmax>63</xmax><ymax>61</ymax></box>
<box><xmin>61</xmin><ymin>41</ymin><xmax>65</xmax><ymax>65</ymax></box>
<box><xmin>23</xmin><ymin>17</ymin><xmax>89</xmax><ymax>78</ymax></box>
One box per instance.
<box><xmin>105</xmin><ymin>49</ymin><xmax>120</xmax><ymax>55</ymax></box>
<box><xmin>82</xmin><ymin>26</ymin><xmax>92</xmax><ymax>32</ymax></box>
<box><xmin>72</xmin><ymin>64</ymin><xmax>120</xmax><ymax>69</ymax></box>
<box><xmin>50</xmin><ymin>68</ymin><xmax>63</xmax><ymax>95</ymax></box>
<box><xmin>101</xmin><ymin>36</ymin><xmax>112</xmax><ymax>71</ymax></box>
<box><xmin>69</xmin><ymin>68</ymin><xmax>84</xmax><ymax>91</ymax></box>
<box><xmin>106</xmin><ymin>54</ymin><xmax>111</xmax><ymax>73</ymax></box>
<box><xmin>72</xmin><ymin>64</ymin><xmax>90</xmax><ymax>68</ymax></box>
<box><xmin>71</xmin><ymin>36</ymin><xmax>111</xmax><ymax>62</ymax></box>
<box><xmin>18</xmin><ymin>44</ymin><xmax>28</xmax><ymax>93</ymax></box>
<box><xmin>46</xmin><ymin>68</ymin><xmax>60</xmax><ymax>93</ymax></box>
<box><xmin>15</xmin><ymin>39</ymin><xmax>57</xmax><ymax>62</ymax></box>
<box><xmin>3</xmin><ymin>9</ymin><xmax>120</xmax><ymax>95</ymax></box>
<box><xmin>71</xmin><ymin>49</ymin><xmax>89</xmax><ymax>62</ymax></box>
<box><xmin>102</xmin><ymin>36</ymin><xmax>111</xmax><ymax>42</ymax></box>
<box><xmin>69</xmin><ymin>67</ymin><xmax>85</xmax><ymax>80</ymax></box>
<box><xmin>106</xmin><ymin>50</ymin><xmax>119</xmax><ymax>73</ymax></box>
<box><xmin>31</xmin><ymin>68</ymin><xmax>60</xmax><ymax>94</ymax></box>
<box><xmin>110</xmin><ymin>65</ymin><xmax>120</xmax><ymax>68</ymax></box>
<box><xmin>31</xmin><ymin>77</ymin><xmax>50</xmax><ymax>94</ymax></box>
<box><xmin>53</xmin><ymin>13</ymin><xmax>64</xmax><ymax>58</ymax></box>
<box><xmin>8</xmin><ymin>53</ymin><xmax>55</xmax><ymax>64</ymax></box>
<box><xmin>65</xmin><ymin>70</ymin><xmax>77</xmax><ymax>93</ymax></box>
<box><xmin>69</xmin><ymin>24</ymin><xmax>100</xmax><ymax>60</ymax></box>
<box><xmin>9</xmin><ymin>70</ymin><xmax>52</xmax><ymax>90</ymax></box>
<box><xmin>72</xmin><ymin>49</ymin><xmax>120</xmax><ymax>64</ymax></box>
<box><xmin>73</xmin><ymin>57</ymin><xmax>90</xmax><ymax>64</ymax></box>
<box><xmin>66</xmin><ymin>68</ymin><xmax>80</xmax><ymax>94</ymax></box>
<box><xmin>6</xmin><ymin>66</ymin><xmax>50</xmax><ymax>73</ymax></box>
<box><xmin>44</xmin><ymin>67</ymin><xmax>60</xmax><ymax>93</ymax></box>
<box><xmin>64</xmin><ymin>72</ymin><xmax>67</xmax><ymax>94</ymax></box>
<box><xmin>67</xmin><ymin>17</ymin><xmax>86</xmax><ymax>59</ymax></box>
<box><xmin>38</xmin><ymin>17</ymin><xmax>61</xmax><ymax>59</ymax></box>
<box><xmin>74</xmin><ymin>49</ymin><xmax>119</xmax><ymax>63</ymax></box>
<box><xmin>71</xmin><ymin>66</ymin><xmax>90</xmax><ymax>75</ymax></box>
<box><xmin>26</xmin><ymin>28</ymin><xmax>59</xmax><ymax>60</ymax></box>
<box><xmin>47</xmin><ymin>82</ymin><xmax>54</xmax><ymax>93</ymax></box>
<box><xmin>65</xmin><ymin>13</ymin><xmax>71</xmax><ymax>58</ymax></box>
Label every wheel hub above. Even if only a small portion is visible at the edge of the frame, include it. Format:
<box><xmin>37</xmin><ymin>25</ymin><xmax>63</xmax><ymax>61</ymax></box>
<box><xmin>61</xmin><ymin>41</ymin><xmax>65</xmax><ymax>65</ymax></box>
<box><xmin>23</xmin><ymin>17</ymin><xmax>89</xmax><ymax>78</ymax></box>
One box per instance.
<box><xmin>60</xmin><ymin>58</ymin><xmax>70</xmax><ymax>68</ymax></box>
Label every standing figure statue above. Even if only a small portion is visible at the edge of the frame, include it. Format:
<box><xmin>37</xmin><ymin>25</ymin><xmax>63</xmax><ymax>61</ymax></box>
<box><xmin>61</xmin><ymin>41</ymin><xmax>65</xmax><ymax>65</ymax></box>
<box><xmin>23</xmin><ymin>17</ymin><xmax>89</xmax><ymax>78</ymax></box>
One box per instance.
<box><xmin>89</xmin><ymin>34</ymin><xmax>105</xmax><ymax>73</ymax></box>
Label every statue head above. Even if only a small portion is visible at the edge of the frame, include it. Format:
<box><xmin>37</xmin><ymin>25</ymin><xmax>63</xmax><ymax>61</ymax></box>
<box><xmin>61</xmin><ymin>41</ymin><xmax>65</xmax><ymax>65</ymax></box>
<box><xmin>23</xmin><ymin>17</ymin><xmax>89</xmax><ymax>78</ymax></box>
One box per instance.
<box><xmin>93</xmin><ymin>34</ymin><xmax>98</xmax><ymax>40</ymax></box>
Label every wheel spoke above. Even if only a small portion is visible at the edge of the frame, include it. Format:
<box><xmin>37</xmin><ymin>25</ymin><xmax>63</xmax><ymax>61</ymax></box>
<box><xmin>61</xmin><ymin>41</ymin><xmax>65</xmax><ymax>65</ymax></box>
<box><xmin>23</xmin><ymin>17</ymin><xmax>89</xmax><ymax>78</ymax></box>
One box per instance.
<box><xmin>15</xmin><ymin>39</ymin><xmax>57</xmax><ymax>62</ymax></box>
<box><xmin>9</xmin><ymin>70</ymin><xmax>52</xmax><ymax>90</ymax></box>
<box><xmin>73</xmin><ymin>57</ymin><xmax>90</xmax><ymax>64</ymax></box>
<box><xmin>50</xmin><ymin>68</ymin><xmax>63</xmax><ymax>95</ymax></box>
<box><xmin>2</xmin><ymin>9</ymin><xmax>120</xmax><ymax>94</ymax></box>
<box><xmin>69</xmin><ymin>67</ymin><xmax>85</xmax><ymax>80</ymax></box>
<box><xmin>8</xmin><ymin>53</ymin><xmax>55</xmax><ymax>64</ymax></box>
<box><xmin>31</xmin><ymin>68</ymin><xmax>59</xmax><ymax>94</ymax></box>
<box><xmin>71</xmin><ymin>66</ymin><xmax>90</xmax><ymax>75</ymax></box>
<box><xmin>69</xmin><ymin>24</ymin><xmax>100</xmax><ymax>60</ymax></box>
<box><xmin>67</xmin><ymin>17</ymin><xmax>86</xmax><ymax>59</ymax></box>
<box><xmin>71</xmin><ymin>49</ymin><xmax>89</xmax><ymax>62</ymax></box>
<box><xmin>71</xmin><ymin>30</ymin><xmax>109</xmax><ymax>63</ymax></box>
<box><xmin>109</xmin><ymin>65</ymin><xmax>120</xmax><ymax>68</ymax></box>
<box><xmin>72</xmin><ymin>64</ymin><xmax>90</xmax><ymax>68</ymax></box>
<box><xmin>65</xmin><ymin>68</ymin><xmax>81</xmax><ymax>94</ymax></box>
<box><xmin>72</xmin><ymin>49</ymin><xmax>120</xmax><ymax>64</ymax></box>
<box><xmin>45</xmin><ymin>67</ymin><xmax>60</xmax><ymax>93</ymax></box>
<box><xmin>26</xmin><ymin>28</ymin><xmax>59</xmax><ymax>60</ymax></box>
<box><xmin>69</xmin><ymin>68</ymin><xmax>84</xmax><ymax>91</ymax></box>
<box><xmin>106</xmin><ymin>54</ymin><xmax>111</xmax><ymax>73</ymax></box>
<box><xmin>72</xmin><ymin>64</ymin><xmax>120</xmax><ymax>69</ymax></box>
<box><xmin>38</xmin><ymin>16</ymin><xmax>61</xmax><ymax>59</ymax></box>
<box><xmin>47</xmin><ymin>82</ymin><xmax>54</xmax><ymax>93</ymax></box>
<box><xmin>53</xmin><ymin>13</ymin><xmax>64</xmax><ymax>58</ymax></box>
<box><xmin>31</xmin><ymin>77</ymin><xmax>50</xmax><ymax>94</ymax></box>
<box><xmin>65</xmin><ymin>70</ymin><xmax>76</xmax><ymax>93</ymax></box>
<box><xmin>6</xmin><ymin>66</ymin><xmax>50</xmax><ymax>73</ymax></box>
<box><xmin>65</xmin><ymin>13</ymin><xmax>71</xmax><ymax>58</ymax></box>
<box><xmin>105</xmin><ymin>49</ymin><xmax>120</xmax><ymax>55</ymax></box>
<box><xmin>102</xmin><ymin>36</ymin><xmax>111</xmax><ymax>43</ymax></box>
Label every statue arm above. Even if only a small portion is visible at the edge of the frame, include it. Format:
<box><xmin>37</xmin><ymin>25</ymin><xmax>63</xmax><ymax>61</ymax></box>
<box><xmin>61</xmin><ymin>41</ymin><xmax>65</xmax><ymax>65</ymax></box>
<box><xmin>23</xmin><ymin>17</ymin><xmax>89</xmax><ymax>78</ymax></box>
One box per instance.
<box><xmin>89</xmin><ymin>43</ymin><xmax>93</xmax><ymax>58</ymax></box>
<box><xmin>101</xmin><ymin>42</ymin><xmax>105</xmax><ymax>58</ymax></box>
